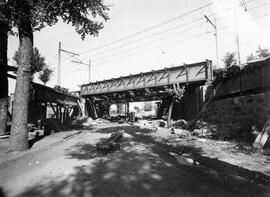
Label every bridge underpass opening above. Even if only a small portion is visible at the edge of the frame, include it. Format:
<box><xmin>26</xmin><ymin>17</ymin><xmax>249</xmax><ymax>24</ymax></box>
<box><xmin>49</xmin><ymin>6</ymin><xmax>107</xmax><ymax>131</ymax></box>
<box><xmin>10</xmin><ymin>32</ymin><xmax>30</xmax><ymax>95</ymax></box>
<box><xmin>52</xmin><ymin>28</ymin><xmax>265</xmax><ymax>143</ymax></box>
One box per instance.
<box><xmin>109</xmin><ymin>101</ymin><xmax>159</xmax><ymax>119</ymax></box>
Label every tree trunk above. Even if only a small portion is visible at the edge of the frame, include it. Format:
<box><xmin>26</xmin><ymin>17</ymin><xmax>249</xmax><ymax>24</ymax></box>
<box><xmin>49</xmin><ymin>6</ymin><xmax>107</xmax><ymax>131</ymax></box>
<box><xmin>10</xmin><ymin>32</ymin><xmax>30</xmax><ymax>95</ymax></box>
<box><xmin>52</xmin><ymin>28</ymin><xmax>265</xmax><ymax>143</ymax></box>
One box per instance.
<box><xmin>167</xmin><ymin>98</ymin><xmax>174</xmax><ymax>128</ymax></box>
<box><xmin>9</xmin><ymin>3</ymin><xmax>33</xmax><ymax>151</ymax></box>
<box><xmin>0</xmin><ymin>3</ymin><xmax>9</xmax><ymax>136</ymax></box>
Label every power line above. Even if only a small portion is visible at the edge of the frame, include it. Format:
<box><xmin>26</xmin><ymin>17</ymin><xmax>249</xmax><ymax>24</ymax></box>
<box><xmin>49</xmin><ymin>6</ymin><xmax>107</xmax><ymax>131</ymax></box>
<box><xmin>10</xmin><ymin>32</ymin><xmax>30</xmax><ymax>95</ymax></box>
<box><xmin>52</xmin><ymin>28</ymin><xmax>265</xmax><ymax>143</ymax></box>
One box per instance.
<box><xmin>79</xmin><ymin>2</ymin><xmax>214</xmax><ymax>55</ymax></box>
<box><xmin>63</xmin><ymin>12</ymin><xmax>268</xmax><ymax>75</ymax></box>
<box><xmin>88</xmin><ymin>13</ymin><xmax>268</xmax><ymax>68</ymax></box>
<box><xmin>91</xmin><ymin>23</ymin><xmax>208</xmax><ymax>61</ymax></box>
<box><xmin>51</xmin><ymin>0</ymin><xmax>263</xmax><ymax>67</ymax></box>
<box><xmin>78</xmin><ymin>0</ymin><xmax>263</xmax><ymax>56</ymax></box>
<box><xmin>77</xmin><ymin>0</ymin><xmax>266</xmax><ymax>61</ymax></box>
<box><xmin>87</xmin><ymin>3</ymin><xmax>268</xmax><ymax>63</ymax></box>
<box><xmin>83</xmin><ymin>18</ymin><xmax>205</xmax><ymax>58</ymax></box>
<box><xmin>59</xmin><ymin>0</ymin><xmax>268</xmax><ymax>70</ymax></box>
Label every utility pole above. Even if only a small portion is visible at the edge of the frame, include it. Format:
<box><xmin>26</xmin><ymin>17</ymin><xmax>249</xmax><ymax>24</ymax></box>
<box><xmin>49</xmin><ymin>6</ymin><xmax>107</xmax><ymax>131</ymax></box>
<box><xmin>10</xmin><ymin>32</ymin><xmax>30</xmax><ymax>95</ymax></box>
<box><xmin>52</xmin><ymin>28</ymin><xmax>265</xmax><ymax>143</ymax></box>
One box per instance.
<box><xmin>71</xmin><ymin>59</ymin><xmax>91</xmax><ymax>83</ymax></box>
<box><xmin>57</xmin><ymin>41</ymin><xmax>79</xmax><ymax>86</ymax></box>
<box><xmin>233</xmin><ymin>0</ymin><xmax>248</xmax><ymax>67</ymax></box>
<box><xmin>57</xmin><ymin>42</ymin><xmax>61</xmax><ymax>86</ymax></box>
<box><xmin>234</xmin><ymin>8</ymin><xmax>241</xmax><ymax>66</ymax></box>
<box><xmin>234</xmin><ymin>0</ymin><xmax>248</xmax><ymax>66</ymax></box>
<box><xmin>204</xmin><ymin>15</ymin><xmax>219</xmax><ymax>68</ymax></box>
<box><xmin>89</xmin><ymin>59</ymin><xmax>91</xmax><ymax>83</ymax></box>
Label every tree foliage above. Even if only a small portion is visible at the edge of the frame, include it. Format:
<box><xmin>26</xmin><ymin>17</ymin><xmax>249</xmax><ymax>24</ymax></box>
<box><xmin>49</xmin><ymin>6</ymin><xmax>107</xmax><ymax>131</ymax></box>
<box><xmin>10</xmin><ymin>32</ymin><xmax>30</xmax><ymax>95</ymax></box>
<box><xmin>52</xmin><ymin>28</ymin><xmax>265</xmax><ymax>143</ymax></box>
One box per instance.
<box><xmin>246</xmin><ymin>53</ymin><xmax>256</xmax><ymax>62</ymax></box>
<box><xmin>143</xmin><ymin>102</ymin><xmax>153</xmax><ymax>112</ymax></box>
<box><xmin>13</xmin><ymin>47</ymin><xmax>46</xmax><ymax>76</ymax></box>
<box><xmin>246</xmin><ymin>46</ymin><xmax>269</xmax><ymax>62</ymax></box>
<box><xmin>39</xmin><ymin>66</ymin><xmax>53</xmax><ymax>85</ymax></box>
<box><xmin>222</xmin><ymin>52</ymin><xmax>237</xmax><ymax>68</ymax></box>
<box><xmin>256</xmin><ymin>46</ymin><xmax>270</xmax><ymax>59</ymax></box>
<box><xmin>165</xmin><ymin>86</ymin><xmax>185</xmax><ymax>102</ymax></box>
<box><xmin>3</xmin><ymin>0</ymin><xmax>109</xmax><ymax>39</ymax></box>
<box><xmin>2</xmin><ymin>0</ymin><xmax>110</xmax><ymax>151</ymax></box>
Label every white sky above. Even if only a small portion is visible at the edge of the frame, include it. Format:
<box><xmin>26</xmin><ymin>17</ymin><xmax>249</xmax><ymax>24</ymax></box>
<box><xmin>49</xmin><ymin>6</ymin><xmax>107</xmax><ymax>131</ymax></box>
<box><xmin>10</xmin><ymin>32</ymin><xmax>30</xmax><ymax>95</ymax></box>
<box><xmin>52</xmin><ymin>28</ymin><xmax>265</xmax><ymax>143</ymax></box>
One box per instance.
<box><xmin>7</xmin><ymin>0</ymin><xmax>270</xmax><ymax>93</ymax></box>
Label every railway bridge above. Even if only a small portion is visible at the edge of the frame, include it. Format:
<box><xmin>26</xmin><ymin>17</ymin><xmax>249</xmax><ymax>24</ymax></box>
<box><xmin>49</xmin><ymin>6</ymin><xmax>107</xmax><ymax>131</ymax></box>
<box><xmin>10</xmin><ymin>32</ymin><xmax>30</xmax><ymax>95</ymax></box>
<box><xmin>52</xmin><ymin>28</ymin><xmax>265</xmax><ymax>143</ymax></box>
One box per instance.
<box><xmin>80</xmin><ymin>60</ymin><xmax>213</xmax><ymax>120</ymax></box>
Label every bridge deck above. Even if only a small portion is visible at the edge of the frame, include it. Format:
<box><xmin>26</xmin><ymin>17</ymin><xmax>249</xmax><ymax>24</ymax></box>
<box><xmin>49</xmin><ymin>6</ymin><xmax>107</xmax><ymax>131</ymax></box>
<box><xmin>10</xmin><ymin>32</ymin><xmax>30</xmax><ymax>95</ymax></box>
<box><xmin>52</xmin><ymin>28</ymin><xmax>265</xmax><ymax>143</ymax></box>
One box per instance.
<box><xmin>81</xmin><ymin>60</ymin><xmax>212</xmax><ymax>97</ymax></box>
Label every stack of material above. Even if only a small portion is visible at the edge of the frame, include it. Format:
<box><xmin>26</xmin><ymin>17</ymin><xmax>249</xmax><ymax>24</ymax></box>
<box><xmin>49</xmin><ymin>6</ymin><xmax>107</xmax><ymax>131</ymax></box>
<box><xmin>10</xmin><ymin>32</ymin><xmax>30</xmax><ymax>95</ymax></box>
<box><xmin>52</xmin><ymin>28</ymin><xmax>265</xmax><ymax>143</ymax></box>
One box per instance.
<box><xmin>96</xmin><ymin>131</ymin><xmax>123</xmax><ymax>154</ymax></box>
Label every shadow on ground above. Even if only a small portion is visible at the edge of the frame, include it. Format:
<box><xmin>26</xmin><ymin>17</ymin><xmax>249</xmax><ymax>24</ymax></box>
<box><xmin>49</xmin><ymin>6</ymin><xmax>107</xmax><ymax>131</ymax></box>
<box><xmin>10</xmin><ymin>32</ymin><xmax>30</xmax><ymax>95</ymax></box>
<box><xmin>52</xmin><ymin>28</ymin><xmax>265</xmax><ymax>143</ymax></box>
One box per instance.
<box><xmin>0</xmin><ymin>188</ymin><xmax>7</xmax><ymax>197</ymax></box>
<box><xmin>16</xmin><ymin>126</ymin><xmax>270</xmax><ymax>197</ymax></box>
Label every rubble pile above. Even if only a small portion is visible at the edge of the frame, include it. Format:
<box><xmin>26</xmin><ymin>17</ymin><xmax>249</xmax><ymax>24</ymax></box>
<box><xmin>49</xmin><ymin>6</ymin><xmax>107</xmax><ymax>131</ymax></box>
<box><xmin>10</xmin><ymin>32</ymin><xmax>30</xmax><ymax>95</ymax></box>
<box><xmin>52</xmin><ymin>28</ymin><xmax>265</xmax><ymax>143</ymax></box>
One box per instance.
<box><xmin>171</xmin><ymin>119</ymin><xmax>188</xmax><ymax>129</ymax></box>
<box><xmin>75</xmin><ymin>117</ymin><xmax>110</xmax><ymax>127</ymax></box>
<box><xmin>171</xmin><ymin>128</ymin><xmax>192</xmax><ymax>139</ymax></box>
<box><xmin>135</xmin><ymin>119</ymin><xmax>167</xmax><ymax>130</ymax></box>
<box><xmin>191</xmin><ymin>120</ymin><xmax>216</xmax><ymax>138</ymax></box>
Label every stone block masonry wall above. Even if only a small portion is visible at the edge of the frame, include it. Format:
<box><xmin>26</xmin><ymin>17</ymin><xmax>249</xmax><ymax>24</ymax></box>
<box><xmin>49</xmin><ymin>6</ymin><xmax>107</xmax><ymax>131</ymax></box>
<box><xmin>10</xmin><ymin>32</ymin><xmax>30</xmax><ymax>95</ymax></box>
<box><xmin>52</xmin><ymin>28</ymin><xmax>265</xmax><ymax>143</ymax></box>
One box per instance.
<box><xmin>203</xmin><ymin>91</ymin><xmax>270</xmax><ymax>139</ymax></box>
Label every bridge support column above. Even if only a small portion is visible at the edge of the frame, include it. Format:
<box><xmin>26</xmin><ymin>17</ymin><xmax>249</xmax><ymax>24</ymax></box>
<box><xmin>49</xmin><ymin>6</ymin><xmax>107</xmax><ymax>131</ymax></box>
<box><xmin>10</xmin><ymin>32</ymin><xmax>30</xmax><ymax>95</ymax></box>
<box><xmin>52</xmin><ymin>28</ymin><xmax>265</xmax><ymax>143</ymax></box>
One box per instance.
<box><xmin>85</xmin><ymin>98</ymin><xmax>98</xmax><ymax>119</ymax></box>
<box><xmin>125</xmin><ymin>102</ymin><xmax>129</xmax><ymax>118</ymax></box>
<box><xmin>60</xmin><ymin>106</ymin><xmax>64</xmax><ymax>124</ymax></box>
<box><xmin>43</xmin><ymin>102</ymin><xmax>47</xmax><ymax>119</ymax></box>
<box><xmin>167</xmin><ymin>99</ymin><xmax>174</xmax><ymax>128</ymax></box>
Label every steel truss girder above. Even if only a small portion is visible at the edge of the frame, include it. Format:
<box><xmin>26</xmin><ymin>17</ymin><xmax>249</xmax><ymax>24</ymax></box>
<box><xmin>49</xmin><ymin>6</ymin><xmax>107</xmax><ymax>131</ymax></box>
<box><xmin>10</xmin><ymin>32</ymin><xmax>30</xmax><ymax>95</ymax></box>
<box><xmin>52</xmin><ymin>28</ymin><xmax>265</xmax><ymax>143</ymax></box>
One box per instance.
<box><xmin>81</xmin><ymin>60</ymin><xmax>212</xmax><ymax>96</ymax></box>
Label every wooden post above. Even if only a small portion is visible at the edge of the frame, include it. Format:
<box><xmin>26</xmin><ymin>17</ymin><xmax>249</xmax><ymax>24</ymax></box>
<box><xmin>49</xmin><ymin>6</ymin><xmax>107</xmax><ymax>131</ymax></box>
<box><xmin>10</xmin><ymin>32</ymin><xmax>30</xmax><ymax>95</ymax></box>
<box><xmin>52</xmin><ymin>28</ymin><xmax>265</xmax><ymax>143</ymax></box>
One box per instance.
<box><xmin>126</xmin><ymin>102</ymin><xmax>129</xmax><ymax>118</ymax></box>
<box><xmin>44</xmin><ymin>102</ymin><xmax>47</xmax><ymax>119</ymax></box>
<box><xmin>167</xmin><ymin>98</ymin><xmax>174</xmax><ymax>128</ymax></box>
<box><xmin>56</xmin><ymin>105</ymin><xmax>59</xmax><ymax>119</ymax></box>
<box><xmin>253</xmin><ymin>118</ymin><xmax>270</xmax><ymax>149</ymax></box>
<box><xmin>63</xmin><ymin>106</ymin><xmax>66</xmax><ymax>122</ymax></box>
<box><xmin>60</xmin><ymin>106</ymin><xmax>64</xmax><ymax>124</ymax></box>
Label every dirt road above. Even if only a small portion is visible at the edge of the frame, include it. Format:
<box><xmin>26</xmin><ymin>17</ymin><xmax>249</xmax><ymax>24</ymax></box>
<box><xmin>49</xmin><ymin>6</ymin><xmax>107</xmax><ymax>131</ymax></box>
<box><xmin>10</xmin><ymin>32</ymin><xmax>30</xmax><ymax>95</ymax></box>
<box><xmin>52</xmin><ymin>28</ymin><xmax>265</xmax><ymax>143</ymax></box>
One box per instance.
<box><xmin>0</xmin><ymin>124</ymin><xmax>269</xmax><ymax>197</ymax></box>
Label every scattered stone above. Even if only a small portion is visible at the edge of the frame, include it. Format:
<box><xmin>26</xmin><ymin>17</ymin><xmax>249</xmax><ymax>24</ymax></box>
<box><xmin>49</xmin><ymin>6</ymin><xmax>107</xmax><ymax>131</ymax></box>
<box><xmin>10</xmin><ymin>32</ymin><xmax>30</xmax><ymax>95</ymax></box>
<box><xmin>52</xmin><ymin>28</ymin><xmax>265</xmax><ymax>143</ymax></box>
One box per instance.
<box><xmin>175</xmin><ymin>155</ymin><xmax>194</xmax><ymax>166</ymax></box>
<box><xmin>173</xmin><ymin>129</ymin><xmax>191</xmax><ymax>138</ymax></box>
<box><xmin>197</xmin><ymin>138</ymin><xmax>207</xmax><ymax>143</ymax></box>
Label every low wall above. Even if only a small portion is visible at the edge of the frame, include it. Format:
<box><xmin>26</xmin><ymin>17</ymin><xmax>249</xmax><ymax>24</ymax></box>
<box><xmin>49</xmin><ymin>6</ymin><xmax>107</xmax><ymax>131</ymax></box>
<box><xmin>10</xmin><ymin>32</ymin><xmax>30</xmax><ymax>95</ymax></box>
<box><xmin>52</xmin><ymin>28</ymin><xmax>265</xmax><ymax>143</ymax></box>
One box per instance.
<box><xmin>203</xmin><ymin>58</ymin><xmax>270</xmax><ymax>135</ymax></box>
<box><xmin>203</xmin><ymin>91</ymin><xmax>270</xmax><ymax>132</ymax></box>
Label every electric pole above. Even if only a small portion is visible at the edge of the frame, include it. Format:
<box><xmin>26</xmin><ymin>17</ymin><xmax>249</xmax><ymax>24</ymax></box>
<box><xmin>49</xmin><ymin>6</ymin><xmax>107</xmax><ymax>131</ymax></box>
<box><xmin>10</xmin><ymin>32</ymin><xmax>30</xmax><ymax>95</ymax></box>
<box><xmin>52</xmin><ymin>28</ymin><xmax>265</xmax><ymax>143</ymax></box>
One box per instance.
<box><xmin>234</xmin><ymin>8</ymin><xmax>241</xmax><ymax>66</ymax></box>
<box><xmin>234</xmin><ymin>0</ymin><xmax>248</xmax><ymax>66</ymax></box>
<box><xmin>89</xmin><ymin>59</ymin><xmax>91</xmax><ymax>83</ymax></box>
<box><xmin>57</xmin><ymin>42</ymin><xmax>61</xmax><ymax>86</ymax></box>
<box><xmin>204</xmin><ymin>15</ymin><xmax>219</xmax><ymax>68</ymax></box>
<box><xmin>57</xmin><ymin>41</ymin><xmax>79</xmax><ymax>86</ymax></box>
<box><xmin>71</xmin><ymin>59</ymin><xmax>91</xmax><ymax>83</ymax></box>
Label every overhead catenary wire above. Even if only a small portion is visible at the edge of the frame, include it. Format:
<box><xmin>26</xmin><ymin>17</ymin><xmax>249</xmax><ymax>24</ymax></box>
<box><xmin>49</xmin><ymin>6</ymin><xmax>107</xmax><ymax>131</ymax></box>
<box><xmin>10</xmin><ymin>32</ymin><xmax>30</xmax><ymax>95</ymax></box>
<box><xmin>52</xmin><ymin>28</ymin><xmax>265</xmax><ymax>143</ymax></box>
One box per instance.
<box><xmin>52</xmin><ymin>0</ymin><xmax>262</xmax><ymax>67</ymax></box>
<box><xmin>62</xmin><ymin>10</ymin><xmax>269</xmax><ymax>73</ymax></box>
<box><xmin>75</xmin><ymin>0</ymin><xmax>267</xmax><ymax>64</ymax></box>
<box><xmin>79</xmin><ymin>2</ymin><xmax>215</xmax><ymax>55</ymax></box>
<box><xmin>78</xmin><ymin>0</ymin><xmax>261</xmax><ymax>57</ymax></box>
<box><xmin>62</xmin><ymin>12</ymin><xmax>268</xmax><ymax>76</ymax></box>
<box><xmin>60</xmin><ymin>0</ymin><xmax>268</xmax><ymax>71</ymax></box>
<box><xmin>88</xmin><ymin>13</ymin><xmax>269</xmax><ymax>68</ymax></box>
<box><xmin>82</xmin><ymin>3</ymin><xmax>269</xmax><ymax>64</ymax></box>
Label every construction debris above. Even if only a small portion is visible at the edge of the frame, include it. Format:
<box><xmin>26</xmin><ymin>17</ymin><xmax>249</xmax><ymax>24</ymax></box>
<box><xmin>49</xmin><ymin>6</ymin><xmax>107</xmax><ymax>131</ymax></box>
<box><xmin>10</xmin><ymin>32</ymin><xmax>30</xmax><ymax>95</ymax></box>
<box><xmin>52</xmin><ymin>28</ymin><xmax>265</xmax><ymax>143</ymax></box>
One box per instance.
<box><xmin>253</xmin><ymin>118</ymin><xmax>270</xmax><ymax>149</ymax></box>
<box><xmin>171</xmin><ymin>128</ymin><xmax>192</xmax><ymax>139</ymax></box>
<box><xmin>190</xmin><ymin>120</ymin><xmax>215</xmax><ymax>138</ymax></box>
<box><xmin>171</xmin><ymin>119</ymin><xmax>188</xmax><ymax>129</ymax></box>
<box><xmin>169</xmin><ymin>152</ymin><xmax>199</xmax><ymax>166</ymax></box>
<box><xmin>135</xmin><ymin>119</ymin><xmax>167</xmax><ymax>130</ymax></box>
<box><xmin>96</xmin><ymin>131</ymin><xmax>123</xmax><ymax>154</ymax></box>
